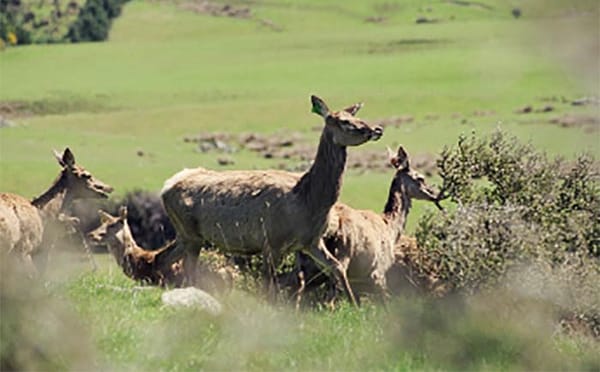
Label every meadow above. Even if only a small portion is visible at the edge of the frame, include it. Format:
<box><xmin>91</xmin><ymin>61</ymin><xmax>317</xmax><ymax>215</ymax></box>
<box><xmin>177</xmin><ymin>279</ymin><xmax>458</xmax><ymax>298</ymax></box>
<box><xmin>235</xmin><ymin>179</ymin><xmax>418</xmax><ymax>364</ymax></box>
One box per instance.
<box><xmin>1</xmin><ymin>0</ymin><xmax>599</xmax><ymax>370</ymax></box>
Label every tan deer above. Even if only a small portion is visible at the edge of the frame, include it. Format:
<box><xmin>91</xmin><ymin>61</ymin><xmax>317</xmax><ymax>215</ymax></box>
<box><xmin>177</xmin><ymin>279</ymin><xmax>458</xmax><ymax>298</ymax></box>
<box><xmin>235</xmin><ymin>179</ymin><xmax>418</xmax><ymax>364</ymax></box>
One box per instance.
<box><xmin>288</xmin><ymin>145</ymin><xmax>441</xmax><ymax>306</ymax></box>
<box><xmin>88</xmin><ymin>207</ymin><xmax>184</xmax><ymax>286</ymax></box>
<box><xmin>0</xmin><ymin>148</ymin><xmax>113</xmax><ymax>276</ymax></box>
<box><xmin>88</xmin><ymin>207</ymin><xmax>237</xmax><ymax>290</ymax></box>
<box><xmin>161</xmin><ymin>95</ymin><xmax>383</xmax><ymax>305</ymax></box>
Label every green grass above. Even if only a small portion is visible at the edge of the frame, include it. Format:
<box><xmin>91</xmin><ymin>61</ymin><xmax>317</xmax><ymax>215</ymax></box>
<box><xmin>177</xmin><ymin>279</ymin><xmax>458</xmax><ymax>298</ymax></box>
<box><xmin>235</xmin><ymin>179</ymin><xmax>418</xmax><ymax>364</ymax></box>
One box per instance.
<box><xmin>1</xmin><ymin>0</ymin><xmax>598</xmax><ymax>231</ymax></box>
<box><xmin>3</xmin><ymin>254</ymin><xmax>597</xmax><ymax>371</ymax></box>
<box><xmin>0</xmin><ymin>1</ymin><xmax>599</xmax><ymax>369</ymax></box>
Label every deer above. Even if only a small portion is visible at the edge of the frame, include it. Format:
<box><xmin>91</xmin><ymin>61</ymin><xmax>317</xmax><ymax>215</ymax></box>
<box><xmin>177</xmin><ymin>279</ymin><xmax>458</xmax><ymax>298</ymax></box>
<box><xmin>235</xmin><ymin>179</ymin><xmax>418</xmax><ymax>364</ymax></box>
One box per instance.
<box><xmin>0</xmin><ymin>148</ymin><xmax>113</xmax><ymax>276</ymax></box>
<box><xmin>88</xmin><ymin>206</ymin><xmax>184</xmax><ymax>286</ymax></box>
<box><xmin>88</xmin><ymin>207</ymin><xmax>237</xmax><ymax>290</ymax></box>
<box><xmin>286</xmin><ymin>145</ymin><xmax>442</xmax><ymax>306</ymax></box>
<box><xmin>161</xmin><ymin>95</ymin><xmax>383</xmax><ymax>305</ymax></box>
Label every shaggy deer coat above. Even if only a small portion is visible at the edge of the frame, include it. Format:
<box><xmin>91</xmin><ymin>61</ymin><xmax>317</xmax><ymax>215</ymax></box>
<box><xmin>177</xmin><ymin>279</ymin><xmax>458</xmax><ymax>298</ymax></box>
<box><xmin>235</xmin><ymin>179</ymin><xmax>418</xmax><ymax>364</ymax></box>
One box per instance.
<box><xmin>0</xmin><ymin>148</ymin><xmax>113</xmax><ymax>275</ymax></box>
<box><xmin>161</xmin><ymin>95</ymin><xmax>383</xmax><ymax>304</ymax></box>
<box><xmin>292</xmin><ymin>146</ymin><xmax>441</xmax><ymax>304</ymax></box>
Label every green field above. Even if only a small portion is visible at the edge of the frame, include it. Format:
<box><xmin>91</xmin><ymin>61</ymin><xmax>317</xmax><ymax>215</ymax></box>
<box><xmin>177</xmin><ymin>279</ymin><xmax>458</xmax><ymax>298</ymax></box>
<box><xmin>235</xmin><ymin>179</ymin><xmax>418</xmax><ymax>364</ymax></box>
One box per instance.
<box><xmin>1</xmin><ymin>0</ymin><xmax>599</xmax><ymax>370</ymax></box>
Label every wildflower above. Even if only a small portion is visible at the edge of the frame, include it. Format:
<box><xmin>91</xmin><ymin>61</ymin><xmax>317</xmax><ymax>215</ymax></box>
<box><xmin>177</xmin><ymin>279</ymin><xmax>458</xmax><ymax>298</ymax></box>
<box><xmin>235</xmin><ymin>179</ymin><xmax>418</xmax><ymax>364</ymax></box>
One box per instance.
<box><xmin>7</xmin><ymin>32</ymin><xmax>17</xmax><ymax>45</ymax></box>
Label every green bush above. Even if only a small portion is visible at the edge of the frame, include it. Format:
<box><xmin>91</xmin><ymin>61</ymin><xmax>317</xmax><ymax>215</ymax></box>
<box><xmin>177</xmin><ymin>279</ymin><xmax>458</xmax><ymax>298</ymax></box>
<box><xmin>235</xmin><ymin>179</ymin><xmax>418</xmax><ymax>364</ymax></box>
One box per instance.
<box><xmin>67</xmin><ymin>0</ymin><xmax>110</xmax><ymax>42</ymax></box>
<box><xmin>415</xmin><ymin>131</ymin><xmax>599</xmax><ymax>296</ymax></box>
<box><xmin>67</xmin><ymin>0</ymin><xmax>128</xmax><ymax>42</ymax></box>
<box><xmin>0</xmin><ymin>7</ymin><xmax>32</xmax><ymax>45</ymax></box>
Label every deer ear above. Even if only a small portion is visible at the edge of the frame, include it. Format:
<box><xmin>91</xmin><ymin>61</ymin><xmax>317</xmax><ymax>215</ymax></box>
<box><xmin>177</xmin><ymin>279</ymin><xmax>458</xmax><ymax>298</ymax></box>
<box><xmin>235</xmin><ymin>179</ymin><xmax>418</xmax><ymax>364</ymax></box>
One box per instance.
<box><xmin>61</xmin><ymin>148</ymin><xmax>76</xmax><ymax>168</ymax></box>
<box><xmin>98</xmin><ymin>210</ymin><xmax>113</xmax><ymax>223</ymax></box>
<box><xmin>118</xmin><ymin>206</ymin><xmax>128</xmax><ymax>219</ymax></box>
<box><xmin>391</xmin><ymin>145</ymin><xmax>410</xmax><ymax>169</ymax></box>
<box><xmin>310</xmin><ymin>95</ymin><xmax>330</xmax><ymax>117</ymax></box>
<box><xmin>342</xmin><ymin>102</ymin><xmax>363</xmax><ymax>116</ymax></box>
<box><xmin>387</xmin><ymin>146</ymin><xmax>397</xmax><ymax>167</ymax></box>
<box><xmin>54</xmin><ymin>149</ymin><xmax>66</xmax><ymax>167</ymax></box>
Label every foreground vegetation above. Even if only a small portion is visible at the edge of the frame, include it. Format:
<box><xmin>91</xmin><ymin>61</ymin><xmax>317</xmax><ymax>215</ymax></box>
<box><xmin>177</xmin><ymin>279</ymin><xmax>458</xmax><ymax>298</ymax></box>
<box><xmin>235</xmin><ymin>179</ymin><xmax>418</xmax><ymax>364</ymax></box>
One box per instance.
<box><xmin>2</xmin><ymin>254</ymin><xmax>599</xmax><ymax>371</ymax></box>
<box><xmin>1</xmin><ymin>0</ymin><xmax>599</xmax><ymax>370</ymax></box>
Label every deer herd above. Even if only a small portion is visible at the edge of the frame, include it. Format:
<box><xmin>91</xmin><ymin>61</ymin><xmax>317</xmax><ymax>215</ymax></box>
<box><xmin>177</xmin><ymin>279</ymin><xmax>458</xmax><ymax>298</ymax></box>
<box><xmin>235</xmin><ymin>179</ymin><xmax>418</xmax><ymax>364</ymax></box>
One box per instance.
<box><xmin>1</xmin><ymin>95</ymin><xmax>444</xmax><ymax>307</ymax></box>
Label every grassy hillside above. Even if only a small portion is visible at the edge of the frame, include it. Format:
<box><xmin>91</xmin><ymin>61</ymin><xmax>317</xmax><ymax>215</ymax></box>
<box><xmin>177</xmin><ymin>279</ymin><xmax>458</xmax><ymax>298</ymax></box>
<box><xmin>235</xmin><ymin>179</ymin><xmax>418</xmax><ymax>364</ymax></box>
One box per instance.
<box><xmin>1</xmin><ymin>1</ymin><xmax>599</xmax><ymax>370</ymax></box>
<box><xmin>1</xmin><ymin>0</ymin><xmax>598</xmax><ymax>232</ymax></box>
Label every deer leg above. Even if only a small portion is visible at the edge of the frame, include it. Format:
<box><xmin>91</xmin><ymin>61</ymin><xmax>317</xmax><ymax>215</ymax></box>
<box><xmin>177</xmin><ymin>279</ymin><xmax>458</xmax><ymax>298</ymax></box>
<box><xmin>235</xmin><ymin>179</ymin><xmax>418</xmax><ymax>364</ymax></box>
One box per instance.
<box><xmin>261</xmin><ymin>244</ymin><xmax>279</xmax><ymax>303</ymax></box>
<box><xmin>330</xmin><ymin>255</ymin><xmax>359</xmax><ymax>307</ymax></box>
<box><xmin>182</xmin><ymin>240</ymin><xmax>201</xmax><ymax>286</ymax></box>
<box><xmin>371</xmin><ymin>271</ymin><xmax>390</xmax><ymax>305</ymax></box>
<box><xmin>295</xmin><ymin>269</ymin><xmax>305</xmax><ymax>310</ymax></box>
<box><xmin>23</xmin><ymin>254</ymin><xmax>39</xmax><ymax>279</ymax></box>
<box><xmin>307</xmin><ymin>240</ymin><xmax>357</xmax><ymax>307</ymax></box>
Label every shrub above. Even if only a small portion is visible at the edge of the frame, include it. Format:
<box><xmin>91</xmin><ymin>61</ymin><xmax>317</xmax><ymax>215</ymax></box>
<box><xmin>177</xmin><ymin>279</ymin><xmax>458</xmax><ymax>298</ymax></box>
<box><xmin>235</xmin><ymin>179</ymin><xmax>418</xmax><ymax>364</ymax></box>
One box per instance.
<box><xmin>67</xmin><ymin>0</ymin><xmax>110</xmax><ymax>42</ymax></box>
<box><xmin>0</xmin><ymin>9</ymin><xmax>31</xmax><ymax>46</ymax></box>
<box><xmin>66</xmin><ymin>0</ymin><xmax>128</xmax><ymax>42</ymax></box>
<box><xmin>415</xmin><ymin>131</ymin><xmax>599</xmax><ymax>295</ymax></box>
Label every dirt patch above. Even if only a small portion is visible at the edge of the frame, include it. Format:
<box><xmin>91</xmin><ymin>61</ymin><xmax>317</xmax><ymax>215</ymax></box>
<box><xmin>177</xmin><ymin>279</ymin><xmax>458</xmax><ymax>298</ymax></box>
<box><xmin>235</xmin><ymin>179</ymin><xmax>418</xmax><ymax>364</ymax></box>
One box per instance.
<box><xmin>571</xmin><ymin>96</ymin><xmax>600</xmax><ymax>107</ymax></box>
<box><xmin>366</xmin><ymin>39</ymin><xmax>449</xmax><ymax>54</ymax></box>
<box><xmin>0</xmin><ymin>98</ymin><xmax>113</xmax><ymax>118</ymax></box>
<box><xmin>183</xmin><ymin>130</ymin><xmax>438</xmax><ymax>175</ymax></box>
<box><xmin>548</xmin><ymin>114</ymin><xmax>599</xmax><ymax>131</ymax></box>
<box><xmin>415</xmin><ymin>16</ymin><xmax>440</xmax><ymax>24</ymax></box>
<box><xmin>373</xmin><ymin>115</ymin><xmax>414</xmax><ymax>128</ymax></box>
<box><xmin>445</xmin><ymin>0</ymin><xmax>494</xmax><ymax>11</ymax></box>
<box><xmin>364</xmin><ymin>16</ymin><xmax>386</xmax><ymax>23</ymax></box>
<box><xmin>176</xmin><ymin>0</ymin><xmax>283</xmax><ymax>31</ymax></box>
<box><xmin>178</xmin><ymin>1</ymin><xmax>251</xmax><ymax>19</ymax></box>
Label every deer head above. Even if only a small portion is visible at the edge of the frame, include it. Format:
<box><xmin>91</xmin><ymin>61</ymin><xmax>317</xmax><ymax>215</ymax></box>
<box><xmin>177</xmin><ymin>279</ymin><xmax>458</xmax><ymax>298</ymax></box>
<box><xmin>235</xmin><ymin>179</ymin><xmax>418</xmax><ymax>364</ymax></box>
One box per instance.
<box><xmin>311</xmin><ymin>95</ymin><xmax>383</xmax><ymax>146</ymax></box>
<box><xmin>53</xmin><ymin>148</ymin><xmax>113</xmax><ymax>200</ymax></box>
<box><xmin>87</xmin><ymin>207</ymin><xmax>128</xmax><ymax>261</ymax></box>
<box><xmin>389</xmin><ymin>146</ymin><xmax>442</xmax><ymax>210</ymax></box>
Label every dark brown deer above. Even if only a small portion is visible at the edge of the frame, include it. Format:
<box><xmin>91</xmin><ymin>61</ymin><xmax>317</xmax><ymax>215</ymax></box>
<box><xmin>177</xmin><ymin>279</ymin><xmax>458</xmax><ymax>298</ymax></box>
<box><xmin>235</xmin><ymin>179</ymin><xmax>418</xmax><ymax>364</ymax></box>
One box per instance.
<box><xmin>161</xmin><ymin>95</ymin><xmax>383</xmax><ymax>305</ymax></box>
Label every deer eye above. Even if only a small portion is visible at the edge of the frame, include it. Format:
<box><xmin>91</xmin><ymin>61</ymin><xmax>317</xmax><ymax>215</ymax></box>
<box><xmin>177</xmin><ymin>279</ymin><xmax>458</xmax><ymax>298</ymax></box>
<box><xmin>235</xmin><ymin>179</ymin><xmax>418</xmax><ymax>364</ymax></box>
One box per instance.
<box><xmin>340</xmin><ymin>121</ymin><xmax>357</xmax><ymax>131</ymax></box>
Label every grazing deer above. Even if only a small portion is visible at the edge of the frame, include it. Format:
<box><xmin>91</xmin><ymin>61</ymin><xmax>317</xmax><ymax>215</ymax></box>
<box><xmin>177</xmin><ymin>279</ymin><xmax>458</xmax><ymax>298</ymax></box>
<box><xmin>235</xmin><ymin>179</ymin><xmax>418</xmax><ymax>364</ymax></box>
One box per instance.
<box><xmin>0</xmin><ymin>148</ymin><xmax>113</xmax><ymax>276</ymax></box>
<box><xmin>88</xmin><ymin>207</ymin><xmax>183</xmax><ymax>286</ymax></box>
<box><xmin>89</xmin><ymin>207</ymin><xmax>237</xmax><ymax>290</ymax></box>
<box><xmin>161</xmin><ymin>95</ymin><xmax>383</xmax><ymax>305</ymax></box>
<box><xmin>288</xmin><ymin>146</ymin><xmax>442</xmax><ymax>306</ymax></box>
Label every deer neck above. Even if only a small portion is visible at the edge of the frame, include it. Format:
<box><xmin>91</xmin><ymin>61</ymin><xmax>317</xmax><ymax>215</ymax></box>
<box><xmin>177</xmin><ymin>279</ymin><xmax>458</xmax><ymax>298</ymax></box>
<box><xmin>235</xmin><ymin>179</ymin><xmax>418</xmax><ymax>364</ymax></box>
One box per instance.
<box><xmin>293</xmin><ymin>130</ymin><xmax>346</xmax><ymax>222</ymax></box>
<box><xmin>383</xmin><ymin>184</ymin><xmax>411</xmax><ymax>241</ymax></box>
<box><xmin>31</xmin><ymin>173</ymin><xmax>71</xmax><ymax>217</ymax></box>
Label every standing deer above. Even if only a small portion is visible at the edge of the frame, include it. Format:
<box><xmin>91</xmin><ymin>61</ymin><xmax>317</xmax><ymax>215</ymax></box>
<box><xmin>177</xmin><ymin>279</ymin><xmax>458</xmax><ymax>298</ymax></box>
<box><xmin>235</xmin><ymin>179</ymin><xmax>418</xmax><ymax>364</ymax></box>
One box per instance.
<box><xmin>161</xmin><ymin>95</ymin><xmax>383</xmax><ymax>305</ymax></box>
<box><xmin>288</xmin><ymin>145</ymin><xmax>442</xmax><ymax>306</ymax></box>
<box><xmin>0</xmin><ymin>148</ymin><xmax>113</xmax><ymax>276</ymax></box>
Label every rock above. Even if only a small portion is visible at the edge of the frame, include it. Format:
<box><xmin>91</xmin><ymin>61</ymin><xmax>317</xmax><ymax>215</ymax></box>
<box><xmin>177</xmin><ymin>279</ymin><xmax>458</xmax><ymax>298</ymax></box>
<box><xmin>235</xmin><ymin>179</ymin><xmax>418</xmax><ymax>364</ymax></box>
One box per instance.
<box><xmin>416</xmin><ymin>16</ymin><xmax>438</xmax><ymax>24</ymax></box>
<box><xmin>0</xmin><ymin>116</ymin><xmax>16</xmax><ymax>128</ymax></box>
<box><xmin>572</xmin><ymin>97</ymin><xmax>600</xmax><ymax>106</ymax></box>
<box><xmin>217</xmin><ymin>157</ymin><xmax>234</xmax><ymax>166</ymax></box>
<box><xmin>536</xmin><ymin>105</ymin><xmax>554</xmax><ymax>113</ymax></box>
<box><xmin>161</xmin><ymin>287</ymin><xmax>222</xmax><ymax>315</ymax></box>
<box><xmin>515</xmin><ymin>105</ymin><xmax>533</xmax><ymax>114</ymax></box>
